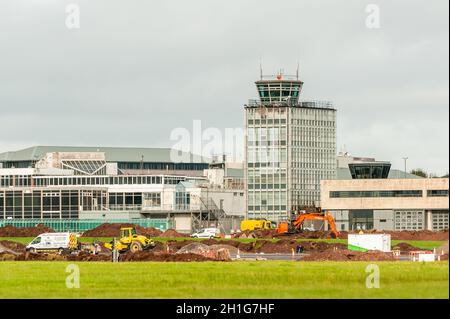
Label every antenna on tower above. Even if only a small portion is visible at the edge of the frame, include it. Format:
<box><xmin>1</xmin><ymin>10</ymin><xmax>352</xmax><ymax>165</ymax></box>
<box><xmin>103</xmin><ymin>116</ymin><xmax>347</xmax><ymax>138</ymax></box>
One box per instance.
<box><xmin>296</xmin><ymin>60</ymin><xmax>300</xmax><ymax>80</ymax></box>
<box><xmin>259</xmin><ymin>57</ymin><xmax>263</xmax><ymax>80</ymax></box>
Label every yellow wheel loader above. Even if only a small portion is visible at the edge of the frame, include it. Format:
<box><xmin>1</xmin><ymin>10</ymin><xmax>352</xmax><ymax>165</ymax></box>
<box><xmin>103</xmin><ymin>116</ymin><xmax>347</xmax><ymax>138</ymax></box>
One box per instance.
<box><xmin>104</xmin><ymin>227</ymin><xmax>156</xmax><ymax>253</ymax></box>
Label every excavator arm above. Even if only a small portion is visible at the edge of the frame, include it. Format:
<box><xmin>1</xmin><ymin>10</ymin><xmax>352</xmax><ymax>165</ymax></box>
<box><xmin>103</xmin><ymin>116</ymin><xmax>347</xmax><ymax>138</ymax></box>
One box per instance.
<box><xmin>290</xmin><ymin>212</ymin><xmax>340</xmax><ymax>238</ymax></box>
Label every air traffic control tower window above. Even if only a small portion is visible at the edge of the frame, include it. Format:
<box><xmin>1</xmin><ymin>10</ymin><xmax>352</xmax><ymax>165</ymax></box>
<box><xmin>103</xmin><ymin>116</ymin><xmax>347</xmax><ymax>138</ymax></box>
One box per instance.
<box><xmin>256</xmin><ymin>80</ymin><xmax>303</xmax><ymax>105</ymax></box>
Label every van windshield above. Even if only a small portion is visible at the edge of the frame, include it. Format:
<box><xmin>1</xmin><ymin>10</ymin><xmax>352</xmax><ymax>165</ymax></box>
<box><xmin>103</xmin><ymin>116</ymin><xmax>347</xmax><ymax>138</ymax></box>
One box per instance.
<box><xmin>31</xmin><ymin>237</ymin><xmax>41</xmax><ymax>245</ymax></box>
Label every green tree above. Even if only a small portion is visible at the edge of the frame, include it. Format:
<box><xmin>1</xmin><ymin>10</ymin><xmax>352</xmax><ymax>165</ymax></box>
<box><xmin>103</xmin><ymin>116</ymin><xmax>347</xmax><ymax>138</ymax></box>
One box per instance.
<box><xmin>410</xmin><ymin>168</ymin><xmax>428</xmax><ymax>178</ymax></box>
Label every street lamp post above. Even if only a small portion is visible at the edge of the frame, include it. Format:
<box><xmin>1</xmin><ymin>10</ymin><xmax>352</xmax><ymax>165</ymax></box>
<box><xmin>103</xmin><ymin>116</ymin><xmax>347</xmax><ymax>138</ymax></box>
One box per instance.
<box><xmin>402</xmin><ymin>157</ymin><xmax>408</xmax><ymax>179</ymax></box>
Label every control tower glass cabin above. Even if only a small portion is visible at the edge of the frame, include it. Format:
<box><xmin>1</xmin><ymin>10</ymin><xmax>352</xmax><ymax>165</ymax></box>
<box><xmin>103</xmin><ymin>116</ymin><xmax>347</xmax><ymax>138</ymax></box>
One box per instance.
<box><xmin>255</xmin><ymin>76</ymin><xmax>304</xmax><ymax>106</ymax></box>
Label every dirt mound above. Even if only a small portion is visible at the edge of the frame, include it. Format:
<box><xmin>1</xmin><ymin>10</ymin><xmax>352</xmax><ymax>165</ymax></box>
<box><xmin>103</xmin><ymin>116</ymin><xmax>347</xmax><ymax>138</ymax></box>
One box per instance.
<box><xmin>81</xmin><ymin>223</ymin><xmax>163</xmax><ymax>237</ymax></box>
<box><xmin>0</xmin><ymin>224</ymin><xmax>54</xmax><ymax>237</ymax></box>
<box><xmin>0</xmin><ymin>240</ymin><xmax>26</xmax><ymax>253</ymax></box>
<box><xmin>164</xmin><ymin>240</ymin><xmax>196</xmax><ymax>251</ymax></box>
<box><xmin>120</xmin><ymin>251</ymin><xmax>214</xmax><ymax>262</ymax></box>
<box><xmin>14</xmin><ymin>252</ymin><xmax>66</xmax><ymax>261</ymax></box>
<box><xmin>302</xmin><ymin>248</ymin><xmax>396</xmax><ymax>262</ymax></box>
<box><xmin>176</xmin><ymin>242</ymin><xmax>232</xmax><ymax>260</ymax></box>
<box><xmin>392</xmin><ymin>242</ymin><xmax>424</xmax><ymax>252</ymax></box>
<box><xmin>209</xmin><ymin>244</ymin><xmax>239</xmax><ymax>255</ymax></box>
<box><xmin>0</xmin><ymin>252</ymin><xmax>17</xmax><ymax>261</ymax></box>
<box><xmin>236</xmin><ymin>229</ymin><xmax>278</xmax><ymax>239</ymax></box>
<box><xmin>436</xmin><ymin>241</ymin><xmax>449</xmax><ymax>255</ymax></box>
<box><xmin>160</xmin><ymin>229</ymin><xmax>188</xmax><ymax>238</ymax></box>
<box><xmin>390</xmin><ymin>230</ymin><xmax>449</xmax><ymax>241</ymax></box>
<box><xmin>66</xmin><ymin>252</ymin><xmax>111</xmax><ymax>262</ymax></box>
<box><xmin>254</xmin><ymin>239</ymin><xmax>346</xmax><ymax>254</ymax></box>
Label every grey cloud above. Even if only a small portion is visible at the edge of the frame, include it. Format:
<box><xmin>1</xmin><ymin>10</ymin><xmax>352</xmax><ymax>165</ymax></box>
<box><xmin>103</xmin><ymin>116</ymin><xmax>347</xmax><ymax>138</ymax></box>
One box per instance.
<box><xmin>0</xmin><ymin>0</ymin><xmax>448</xmax><ymax>175</ymax></box>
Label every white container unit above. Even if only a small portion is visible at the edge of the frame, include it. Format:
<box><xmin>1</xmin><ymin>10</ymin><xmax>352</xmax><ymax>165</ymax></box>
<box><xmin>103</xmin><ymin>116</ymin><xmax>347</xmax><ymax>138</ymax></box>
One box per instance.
<box><xmin>418</xmin><ymin>253</ymin><xmax>436</xmax><ymax>262</ymax></box>
<box><xmin>348</xmin><ymin>234</ymin><xmax>391</xmax><ymax>252</ymax></box>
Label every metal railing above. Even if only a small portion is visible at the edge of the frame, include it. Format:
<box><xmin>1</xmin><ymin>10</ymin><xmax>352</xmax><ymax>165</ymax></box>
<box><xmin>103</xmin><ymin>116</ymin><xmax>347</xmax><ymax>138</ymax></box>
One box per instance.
<box><xmin>0</xmin><ymin>218</ymin><xmax>171</xmax><ymax>233</ymax></box>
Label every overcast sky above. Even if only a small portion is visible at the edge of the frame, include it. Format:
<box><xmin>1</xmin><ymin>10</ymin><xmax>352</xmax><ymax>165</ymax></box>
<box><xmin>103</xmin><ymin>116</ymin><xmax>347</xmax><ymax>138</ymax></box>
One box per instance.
<box><xmin>0</xmin><ymin>0</ymin><xmax>448</xmax><ymax>175</ymax></box>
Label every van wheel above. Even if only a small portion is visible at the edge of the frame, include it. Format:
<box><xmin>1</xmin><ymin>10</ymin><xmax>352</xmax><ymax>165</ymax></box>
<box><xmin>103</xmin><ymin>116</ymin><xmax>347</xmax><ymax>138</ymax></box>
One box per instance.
<box><xmin>30</xmin><ymin>248</ymin><xmax>37</xmax><ymax>254</ymax></box>
<box><xmin>58</xmin><ymin>248</ymin><xmax>64</xmax><ymax>255</ymax></box>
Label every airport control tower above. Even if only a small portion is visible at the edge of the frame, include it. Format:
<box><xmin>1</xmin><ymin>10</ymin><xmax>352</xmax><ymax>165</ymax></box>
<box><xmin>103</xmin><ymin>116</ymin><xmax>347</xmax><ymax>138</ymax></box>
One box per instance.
<box><xmin>244</xmin><ymin>70</ymin><xmax>337</xmax><ymax>222</ymax></box>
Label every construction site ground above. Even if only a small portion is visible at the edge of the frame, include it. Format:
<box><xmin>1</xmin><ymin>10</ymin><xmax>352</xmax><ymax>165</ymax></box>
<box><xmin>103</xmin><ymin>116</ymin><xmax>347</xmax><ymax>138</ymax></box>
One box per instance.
<box><xmin>0</xmin><ymin>224</ymin><xmax>448</xmax><ymax>262</ymax></box>
<box><xmin>0</xmin><ymin>236</ymin><xmax>447</xmax><ymax>262</ymax></box>
<box><xmin>0</xmin><ymin>224</ymin><xmax>448</xmax><ymax>299</ymax></box>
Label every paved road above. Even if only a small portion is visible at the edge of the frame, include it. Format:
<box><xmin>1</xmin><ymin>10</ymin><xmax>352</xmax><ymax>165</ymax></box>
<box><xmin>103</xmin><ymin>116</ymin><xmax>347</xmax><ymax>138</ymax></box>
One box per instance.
<box><xmin>231</xmin><ymin>253</ymin><xmax>309</xmax><ymax>261</ymax></box>
<box><xmin>231</xmin><ymin>253</ymin><xmax>413</xmax><ymax>261</ymax></box>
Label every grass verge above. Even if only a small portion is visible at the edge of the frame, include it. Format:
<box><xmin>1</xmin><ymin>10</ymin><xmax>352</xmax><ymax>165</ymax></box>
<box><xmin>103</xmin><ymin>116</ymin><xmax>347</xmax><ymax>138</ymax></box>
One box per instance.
<box><xmin>0</xmin><ymin>261</ymin><xmax>447</xmax><ymax>299</ymax></box>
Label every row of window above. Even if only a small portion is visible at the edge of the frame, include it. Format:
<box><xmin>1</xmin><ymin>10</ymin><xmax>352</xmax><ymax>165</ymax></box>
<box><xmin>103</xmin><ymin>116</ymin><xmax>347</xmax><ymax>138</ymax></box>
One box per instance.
<box><xmin>248</xmin><ymin>184</ymin><xmax>287</xmax><ymax>190</ymax></box>
<box><xmin>248</xmin><ymin>119</ymin><xmax>287</xmax><ymax>125</ymax></box>
<box><xmin>427</xmin><ymin>190</ymin><xmax>449</xmax><ymax>197</ymax></box>
<box><xmin>247</xmin><ymin>205</ymin><xmax>287</xmax><ymax>211</ymax></box>
<box><xmin>331</xmin><ymin>190</ymin><xmax>449</xmax><ymax>198</ymax></box>
<box><xmin>117</xmin><ymin>162</ymin><xmax>208</xmax><ymax>171</ymax></box>
<box><xmin>0</xmin><ymin>175</ymin><xmax>188</xmax><ymax>188</ymax></box>
<box><xmin>0</xmin><ymin>190</ymin><xmax>106</xmax><ymax>219</ymax></box>
<box><xmin>330</xmin><ymin>190</ymin><xmax>423</xmax><ymax>198</ymax></box>
<box><xmin>0</xmin><ymin>161</ymin><xmax>208</xmax><ymax>171</ymax></box>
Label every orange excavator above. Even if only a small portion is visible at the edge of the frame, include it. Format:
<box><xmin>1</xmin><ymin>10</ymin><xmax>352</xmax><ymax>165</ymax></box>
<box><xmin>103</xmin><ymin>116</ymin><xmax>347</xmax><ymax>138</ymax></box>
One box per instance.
<box><xmin>277</xmin><ymin>211</ymin><xmax>340</xmax><ymax>238</ymax></box>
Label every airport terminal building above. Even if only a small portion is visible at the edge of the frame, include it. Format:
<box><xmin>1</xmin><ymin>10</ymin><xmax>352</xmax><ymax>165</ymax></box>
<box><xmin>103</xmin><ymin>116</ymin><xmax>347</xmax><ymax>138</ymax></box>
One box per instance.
<box><xmin>321</xmin><ymin>154</ymin><xmax>449</xmax><ymax>231</ymax></box>
<box><xmin>0</xmin><ymin>146</ymin><xmax>245</xmax><ymax>233</ymax></box>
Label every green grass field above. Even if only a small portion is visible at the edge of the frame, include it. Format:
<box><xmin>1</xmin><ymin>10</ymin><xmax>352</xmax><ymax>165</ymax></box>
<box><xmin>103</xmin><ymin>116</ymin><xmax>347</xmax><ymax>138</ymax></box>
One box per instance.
<box><xmin>1</xmin><ymin>237</ymin><xmax>445</xmax><ymax>250</ymax></box>
<box><xmin>0</xmin><ymin>261</ymin><xmax>447</xmax><ymax>298</ymax></box>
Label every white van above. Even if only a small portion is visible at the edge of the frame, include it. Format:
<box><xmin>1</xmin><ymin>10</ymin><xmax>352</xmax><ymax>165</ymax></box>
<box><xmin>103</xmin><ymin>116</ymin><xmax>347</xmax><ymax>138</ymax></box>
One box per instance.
<box><xmin>190</xmin><ymin>228</ymin><xmax>221</xmax><ymax>239</ymax></box>
<box><xmin>26</xmin><ymin>232</ymin><xmax>78</xmax><ymax>254</ymax></box>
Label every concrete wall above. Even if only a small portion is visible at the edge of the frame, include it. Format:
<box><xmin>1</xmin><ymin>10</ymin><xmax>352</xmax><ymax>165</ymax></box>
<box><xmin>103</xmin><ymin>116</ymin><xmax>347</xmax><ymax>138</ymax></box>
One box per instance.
<box><xmin>206</xmin><ymin>189</ymin><xmax>246</xmax><ymax>217</ymax></box>
<box><xmin>173</xmin><ymin>215</ymin><xmax>191</xmax><ymax>233</ymax></box>
<box><xmin>321</xmin><ymin>178</ymin><xmax>449</xmax><ymax>211</ymax></box>
<box><xmin>373</xmin><ymin>210</ymin><xmax>394</xmax><ymax>230</ymax></box>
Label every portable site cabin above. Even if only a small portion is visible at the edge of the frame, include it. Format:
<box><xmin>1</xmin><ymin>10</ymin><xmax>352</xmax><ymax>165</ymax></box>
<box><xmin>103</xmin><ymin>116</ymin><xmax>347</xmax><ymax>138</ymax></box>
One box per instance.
<box><xmin>348</xmin><ymin>234</ymin><xmax>391</xmax><ymax>252</ymax></box>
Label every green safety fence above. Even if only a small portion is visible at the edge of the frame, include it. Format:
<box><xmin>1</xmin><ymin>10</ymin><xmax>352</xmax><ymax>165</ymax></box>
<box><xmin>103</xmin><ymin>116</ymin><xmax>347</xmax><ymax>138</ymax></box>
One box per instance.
<box><xmin>0</xmin><ymin>218</ymin><xmax>171</xmax><ymax>233</ymax></box>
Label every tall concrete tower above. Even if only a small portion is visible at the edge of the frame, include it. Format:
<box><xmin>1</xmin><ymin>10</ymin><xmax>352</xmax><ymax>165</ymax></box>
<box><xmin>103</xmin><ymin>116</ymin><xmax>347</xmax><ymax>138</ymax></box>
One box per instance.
<box><xmin>244</xmin><ymin>71</ymin><xmax>337</xmax><ymax>222</ymax></box>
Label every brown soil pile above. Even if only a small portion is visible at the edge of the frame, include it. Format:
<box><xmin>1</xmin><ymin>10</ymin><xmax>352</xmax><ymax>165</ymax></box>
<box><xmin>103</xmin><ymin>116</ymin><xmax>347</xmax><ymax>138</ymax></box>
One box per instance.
<box><xmin>0</xmin><ymin>240</ymin><xmax>26</xmax><ymax>253</ymax></box>
<box><xmin>120</xmin><ymin>251</ymin><xmax>214</xmax><ymax>262</ymax></box>
<box><xmin>66</xmin><ymin>252</ymin><xmax>111</xmax><ymax>262</ymax></box>
<box><xmin>159</xmin><ymin>229</ymin><xmax>188</xmax><ymax>238</ymax></box>
<box><xmin>15</xmin><ymin>252</ymin><xmax>66</xmax><ymax>261</ymax></box>
<box><xmin>436</xmin><ymin>241</ymin><xmax>449</xmax><ymax>255</ymax></box>
<box><xmin>164</xmin><ymin>240</ymin><xmax>197</xmax><ymax>251</ymax></box>
<box><xmin>237</xmin><ymin>229</ymin><xmax>278</xmax><ymax>239</ymax></box>
<box><xmin>176</xmin><ymin>242</ymin><xmax>233</xmax><ymax>260</ymax></box>
<box><xmin>161</xmin><ymin>238</ymin><xmax>345</xmax><ymax>254</ymax></box>
<box><xmin>253</xmin><ymin>239</ymin><xmax>346</xmax><ymax>254</ymax></box>
<box><xmin>0</xmin><ymin>252</ymin><xmax>17</xmax><ymax>261</ymax></box>
<box><xmin>81</xmin><ymin>223</ymin><xmax>162</xmax><ymax>237</ymax></box>
<box><xmin>0</xmin><ymin>224</ymin><xmax>54</xmax><ymax>237</ymax></box>
<box><xmin>302</xmin><ymin>248</ymin><xmax>396</xmax><ymax>262</ymax></box>
<box><xmin>392</xmin><ymin>242</ymin><xmax>424</xmax><ymax>252</ymax></box>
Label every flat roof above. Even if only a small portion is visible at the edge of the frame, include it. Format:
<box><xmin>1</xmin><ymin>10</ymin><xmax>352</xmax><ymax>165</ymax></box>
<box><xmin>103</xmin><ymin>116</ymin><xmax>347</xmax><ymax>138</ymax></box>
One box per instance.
<box><xmin>0</xmin><ymin>146</ymin><xmax>210</xmax><ymax>164</ymax></box>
